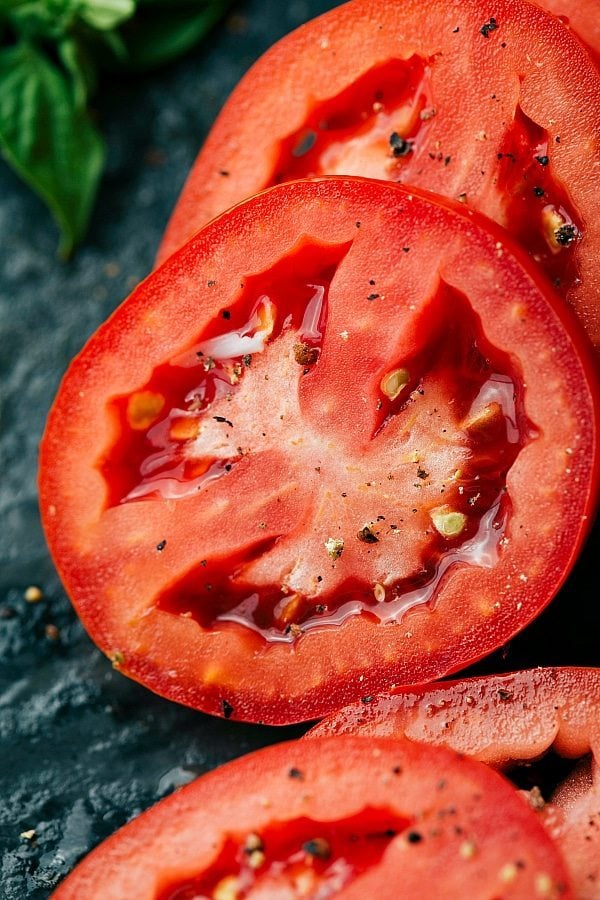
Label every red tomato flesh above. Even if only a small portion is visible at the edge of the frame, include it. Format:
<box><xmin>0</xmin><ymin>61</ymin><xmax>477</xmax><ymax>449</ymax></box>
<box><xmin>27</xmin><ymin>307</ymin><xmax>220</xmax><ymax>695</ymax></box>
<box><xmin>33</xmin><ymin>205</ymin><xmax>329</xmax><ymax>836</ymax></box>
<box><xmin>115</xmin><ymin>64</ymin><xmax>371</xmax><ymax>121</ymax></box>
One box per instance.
<box><xmin>542</xmin><ymin>756</ymin><xmax>600</xmax><ymax>900</ymax></box>
<box><xmin>534</xmin><ymin>0</ymin><xmax>600</xmax><ymax>61</ymax></box>
<box><xmin>306</xmin><ymin>667</ymin><xmax>600</xmax><ymax>764</ymax></box>
<box><xmin>39</xmin><ymin>179</ymin><xmax>600</xmax><ymax>724</ymax></box>
<box><xmin>157</xmin><ymin>0</ymin><xmax>600</xmax><ymax>351</ymax></box>
<box><xmin>51</xmin><ymin>737</ymin><xmax>573</xmax><ymax>899</ymax></box>
<box><xmin>307</xmin><ymin>667</ymin><xmax>600</xmax><ymax>897</ymax></box>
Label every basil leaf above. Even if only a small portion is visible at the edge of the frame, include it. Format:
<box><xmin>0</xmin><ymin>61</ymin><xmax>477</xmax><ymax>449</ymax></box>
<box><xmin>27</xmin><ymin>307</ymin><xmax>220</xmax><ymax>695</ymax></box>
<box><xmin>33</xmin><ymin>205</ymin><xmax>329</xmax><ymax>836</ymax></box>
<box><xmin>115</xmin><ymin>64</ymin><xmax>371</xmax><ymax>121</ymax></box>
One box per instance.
<box><xmin>1</xmin><ymin>1</ymin><xmax>77</xmax><ymax>41</ymax></box>
<box><xmin>0</xmin><ymin>42</ymin><xmax>105</xmax><ymax>257</ymax></box>
<box><xmin>77</xmin><ymin>0</ymin><xmax>136</xmax><ymax>31</ymax></box>
<box><xmin>58</xmin><ymin>36</ymin><xmax>98</xmax><ymax>106</ymax></box>
<box><xmin>117</xmin><ymin>0</ymin><xmax>231</xmax><ymax>70</ymax></box>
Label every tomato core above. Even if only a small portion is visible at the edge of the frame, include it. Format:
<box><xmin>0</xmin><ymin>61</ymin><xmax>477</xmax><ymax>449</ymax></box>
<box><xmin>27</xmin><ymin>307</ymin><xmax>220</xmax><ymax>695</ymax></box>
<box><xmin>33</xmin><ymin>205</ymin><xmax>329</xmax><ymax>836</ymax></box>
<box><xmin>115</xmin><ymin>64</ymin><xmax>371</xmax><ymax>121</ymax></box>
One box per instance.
<box><xmin>159</xmin><ymin>808</ymin><xmax>409</xmax><ymax>900</ymax></box>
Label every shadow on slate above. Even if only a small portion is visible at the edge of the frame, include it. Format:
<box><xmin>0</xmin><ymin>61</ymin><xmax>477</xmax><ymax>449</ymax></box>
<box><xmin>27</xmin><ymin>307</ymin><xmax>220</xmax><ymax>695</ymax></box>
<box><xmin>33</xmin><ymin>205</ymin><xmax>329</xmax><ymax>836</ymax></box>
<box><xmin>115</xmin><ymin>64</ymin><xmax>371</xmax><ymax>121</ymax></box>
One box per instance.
<box><xmin>0</xmin><ymin>0</ymin><xmax>597</xmax><ymax>897</ymax></box>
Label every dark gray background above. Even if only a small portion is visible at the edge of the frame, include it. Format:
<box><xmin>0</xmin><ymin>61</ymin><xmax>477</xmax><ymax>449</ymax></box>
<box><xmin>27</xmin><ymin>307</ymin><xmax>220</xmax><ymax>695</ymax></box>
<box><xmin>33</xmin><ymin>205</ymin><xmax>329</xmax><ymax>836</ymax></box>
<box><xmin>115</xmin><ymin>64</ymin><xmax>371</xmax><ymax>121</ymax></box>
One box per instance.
<box><xmin>0</xmin><ymin>1</ymin><xmax>597</xmax><ymax>896</ymax></box>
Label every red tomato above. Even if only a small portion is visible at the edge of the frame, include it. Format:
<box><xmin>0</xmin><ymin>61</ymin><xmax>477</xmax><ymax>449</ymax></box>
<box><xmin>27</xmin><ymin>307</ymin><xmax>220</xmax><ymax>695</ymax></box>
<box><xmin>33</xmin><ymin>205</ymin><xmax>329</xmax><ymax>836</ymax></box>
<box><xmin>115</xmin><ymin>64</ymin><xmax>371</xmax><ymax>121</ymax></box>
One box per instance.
<box><xmin>534</xmin><ymin>0</ymin><xmax>600</xmax><ymax>61</ymax></box>
<box><xmin>541</xmin><ymin>754</ymin><xmax>600</xmax><ymax>900</ymax></box>
<box><xmin>306</xmin><ymin>667</ymin><xmax>600</xmax><ymax>763</ymax></box>
<box><xmin>157</xmin><ymin>0</ymin><xmax>600</xmax><ymax>351</ymax></box>
<box><xmin>39</xmin><ymin>178</ymin><xmax>600</xmax><ymax>724</ymax></box>
<box><xmin>306</xmin><ymin>667</ymin><xmax>600</xmax><ymax>897</ymax></box>
<box><xmin>51</xmin><ymin>736</ymin><xmax>573</xmax><ymax>899</ymax></box>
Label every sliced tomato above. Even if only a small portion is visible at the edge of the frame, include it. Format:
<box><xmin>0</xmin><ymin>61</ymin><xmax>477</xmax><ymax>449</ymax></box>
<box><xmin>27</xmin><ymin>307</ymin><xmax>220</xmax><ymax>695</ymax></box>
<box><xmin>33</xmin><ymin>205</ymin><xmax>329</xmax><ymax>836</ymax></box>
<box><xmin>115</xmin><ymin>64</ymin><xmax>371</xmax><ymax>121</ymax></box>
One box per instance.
<box><xmin>541</xmin><ymin>755</ymin><xmax>600</xmax><ymax>900</ymax></box>
<box><xmin>51</xmin><ymin>736</ymin><xmax>573</xmax><ymax>899</ymax></box>
<box><xmin>157</xmin><ymin>0</ymin><xmax>600</xmax><ymax>351</ymax></box>
<box><xmin>39</xmin><ymin>178</ymin><xmax>600</xmax><ymax>724</ymax></box>
<box><xmin>306</xmin><ymin>667</ymin><xmax>600</xmax><ymax>897</ymax></box>
<box><xmin>306</xmin><ymin>667</ymin><xmax>600</xmax><ymax>764</ymax></box>
<box><xmin>534</xmin><ymin>0</ymin><xmax>600</xmax><ymax>61</ymax></box>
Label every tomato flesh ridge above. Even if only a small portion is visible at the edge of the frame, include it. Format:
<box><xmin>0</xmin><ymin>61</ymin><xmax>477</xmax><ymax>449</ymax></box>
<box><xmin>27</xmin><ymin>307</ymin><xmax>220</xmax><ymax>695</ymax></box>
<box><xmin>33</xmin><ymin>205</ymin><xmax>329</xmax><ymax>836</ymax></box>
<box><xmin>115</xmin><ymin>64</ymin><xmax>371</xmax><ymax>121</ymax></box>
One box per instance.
<box><xmin>153</xmin><ymin>276</ymin><xmax>533</xmax><ymax>643</ymax></box>
<box><xmin>272</xmin><ymin>56</ymin><xmax>433</xmax><ymax>185</ymax></box>
<box><xmin>160</xmin><ymin>809</ymin><xmax>408</xmax><ymax>900</ymax></box>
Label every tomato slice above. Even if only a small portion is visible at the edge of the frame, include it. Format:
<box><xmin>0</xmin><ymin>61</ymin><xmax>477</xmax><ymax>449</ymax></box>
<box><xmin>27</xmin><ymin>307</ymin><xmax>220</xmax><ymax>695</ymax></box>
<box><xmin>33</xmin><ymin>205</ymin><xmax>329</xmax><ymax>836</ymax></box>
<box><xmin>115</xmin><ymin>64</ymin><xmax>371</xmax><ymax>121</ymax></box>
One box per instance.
<box><xmin>157</xmin><ymin>0</ymin><xmax>600</xmax><ymax>350</ymax></box>
<box><xmin>306</xmin><ymin>667</ymin><xmax>600</xmax><ymax>897</ymax></box>
<box><xmin>39</xmin><ymin>178</ymin><xmax>600</xmax><ymax>724</ymax></box>
<box><xmin>306</xmin><ymin>667</ymin><xmax>600</xmax><ymax>764</ymax></box>
<box><xmin>534</xmin><ymin>0</ymin><xmax>600</xmax><ymax>61</ymax></box>
<box><xmin>542</xmin><ymin>755</ymin><xmax>600</xmax><ymax>899</ymax></box>
<box><xmin>51</xmin><ymin>736</ymin><xmax>573</xmax><ymax>899</ymax></box>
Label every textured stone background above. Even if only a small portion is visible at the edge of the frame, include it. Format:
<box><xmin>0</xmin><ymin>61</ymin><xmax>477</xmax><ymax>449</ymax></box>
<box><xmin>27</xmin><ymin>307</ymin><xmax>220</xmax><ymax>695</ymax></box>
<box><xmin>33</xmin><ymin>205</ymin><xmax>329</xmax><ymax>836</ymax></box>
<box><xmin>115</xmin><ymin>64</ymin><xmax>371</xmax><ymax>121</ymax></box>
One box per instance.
<box><xmin>0</xmin><ymin>1</ymin><xmax>597</xmax><ymax>896</ymax></box>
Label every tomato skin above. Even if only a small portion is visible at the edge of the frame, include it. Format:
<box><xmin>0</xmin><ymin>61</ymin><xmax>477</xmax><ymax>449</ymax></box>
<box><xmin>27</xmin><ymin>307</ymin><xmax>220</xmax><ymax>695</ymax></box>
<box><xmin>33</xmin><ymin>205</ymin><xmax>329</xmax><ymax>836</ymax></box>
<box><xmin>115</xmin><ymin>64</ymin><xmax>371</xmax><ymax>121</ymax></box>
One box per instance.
<box><xmin>306</xmin><ymin>667</ymin><xmax>600</xmax><ymax>898</ymax></box>
<box><xmin>51</xmin><ymin>736</ymin><xmax>573</xmax><ymax>899</ymax></box>
<box><xmin>157</xmin><ymin>0</ymin><xmax>600</xmax><ymax>351</ymax></box>
<box><xmin>39</xmin><ymin>178</ymin><xmax>600</xmax><ymax>725</ymax></box>
<box><xmin>306</xmin><ymin>667</ymin><xmax>600</xmax><ymax>765</ymax></box>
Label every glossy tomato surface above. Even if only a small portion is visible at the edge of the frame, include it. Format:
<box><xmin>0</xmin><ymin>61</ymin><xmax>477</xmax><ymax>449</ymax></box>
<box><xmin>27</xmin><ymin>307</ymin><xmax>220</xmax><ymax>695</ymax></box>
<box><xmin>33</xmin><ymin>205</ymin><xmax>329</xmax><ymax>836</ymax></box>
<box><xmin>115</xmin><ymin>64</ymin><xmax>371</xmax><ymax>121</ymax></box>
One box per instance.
<box><xmin>40</xmin><ymin>178</ymin><xmax>600</xmax><ymax>724</ymax></box>
<box><xmin>51</xmin><ymin>736</ymin><xmax>573</xmax><ymax>899</ymax></box>
<box><xmin>542</xmin><ymin>754</ymin><xmax>600</xmax><ymax>900</ymax></box>
<box><xmin>535</xmin><ymin>0</ymin><xmax>600</xmax><ymax>60</ymax></box>
<box><xmin>307</xmin><ymin>667</ymin><xmax>600</xmax><ymax>897</ymax></box>
<box><xmin>158</xmin><ymin>0</ymin><xmax>600</xmax><ymax>351</ymax></box>
<box><xmin>307</xmin><ymin>667</ymin><xmax>600</xmax><ymax>763</ymax></box>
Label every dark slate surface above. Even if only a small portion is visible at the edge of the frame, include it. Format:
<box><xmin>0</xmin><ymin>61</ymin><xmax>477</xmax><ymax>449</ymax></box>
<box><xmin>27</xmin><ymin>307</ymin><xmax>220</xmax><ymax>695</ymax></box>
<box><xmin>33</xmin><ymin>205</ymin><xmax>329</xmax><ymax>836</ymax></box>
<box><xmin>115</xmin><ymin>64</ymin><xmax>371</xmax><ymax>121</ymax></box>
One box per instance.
<box><xmin>0</xmin><ymin>1</ymin><xmax>597</xmax><ymax>897</ymax></box>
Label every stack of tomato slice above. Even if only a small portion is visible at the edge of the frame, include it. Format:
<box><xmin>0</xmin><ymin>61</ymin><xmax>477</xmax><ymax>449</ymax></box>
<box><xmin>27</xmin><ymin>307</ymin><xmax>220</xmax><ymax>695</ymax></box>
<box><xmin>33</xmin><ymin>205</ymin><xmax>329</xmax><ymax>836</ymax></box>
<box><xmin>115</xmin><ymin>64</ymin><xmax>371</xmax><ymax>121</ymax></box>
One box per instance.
<box><xmin>42</xmin><ymin>0</ymin><xmax>600</xmax><ymax>896</ymax></box>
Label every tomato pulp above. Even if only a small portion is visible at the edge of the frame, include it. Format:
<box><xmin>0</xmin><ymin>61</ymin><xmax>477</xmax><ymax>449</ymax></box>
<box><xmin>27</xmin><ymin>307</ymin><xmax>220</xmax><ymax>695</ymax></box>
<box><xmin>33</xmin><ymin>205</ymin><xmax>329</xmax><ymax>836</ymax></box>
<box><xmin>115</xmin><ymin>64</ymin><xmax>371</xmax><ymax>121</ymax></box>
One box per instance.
<box><xmin>534</xmin><ymin>0</ymin><xmax>600</xmax><ymax>61</ymax></box>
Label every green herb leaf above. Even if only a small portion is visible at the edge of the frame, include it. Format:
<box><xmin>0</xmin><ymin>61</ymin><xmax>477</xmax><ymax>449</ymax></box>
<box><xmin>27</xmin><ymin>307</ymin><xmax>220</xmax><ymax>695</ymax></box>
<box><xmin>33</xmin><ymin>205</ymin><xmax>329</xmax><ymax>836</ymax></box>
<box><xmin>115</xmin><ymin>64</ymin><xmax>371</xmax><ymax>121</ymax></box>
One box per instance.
<box><xmin>77</xmin><ymin>0</ymin><xmax>136</xmax><ymax>32</ymax></box>
<box><xmin>0</xmin><ymin>0</ymin><xmax>233</xmax><ymax>254</ymax></box>
<box><xmin>58</xmin><ymin>36</ymin><xmax>98</xmax><ymax>107</ymax></box>
<box><xmin>117</xmin><ymin>0</ymin><xmax>231</xmax><ymax>70</ymax></box>
<box><xmin>1</xmin><ymin>1</ymin><xmax>78</xmax><ymax>41</ymax></box>
<box><xmin>0</xmin><ymin>41</ymin><xmax>105</xmax><ymax>257</ymax></box>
